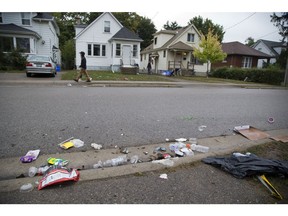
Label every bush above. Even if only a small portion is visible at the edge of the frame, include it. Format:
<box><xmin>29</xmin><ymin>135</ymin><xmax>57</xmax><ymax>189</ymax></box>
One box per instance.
<box><xmin>0</xmin><ymin>49</ymin><xmax>27</xmax><ymax>71</ymax></box>
<box><xmin>211</xmin><ymin>67</ymin><xmax>285</xmax><ymax>85</ymax></box>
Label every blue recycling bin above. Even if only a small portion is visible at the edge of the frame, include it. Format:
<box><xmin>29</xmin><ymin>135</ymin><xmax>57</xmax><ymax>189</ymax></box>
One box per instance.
<box><xmin>56</xmin><ymin>65</ymin><xmax>61</xmax><ymax>72</ymax></box>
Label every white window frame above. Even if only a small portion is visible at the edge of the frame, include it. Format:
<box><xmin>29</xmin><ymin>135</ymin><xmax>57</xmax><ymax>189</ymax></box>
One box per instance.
<box><xmin>104</xmin><ymin>21</ymin><xmax>110</xmax><ymax>33</ymax></box>
<box><xmin>21</xmin><ymin>12</ymin><xmax>31</xmax><ymax>26</ymax></box>
<box><xmin>187</xmin><ymin>33</ymin><xmax>195</xmax><ymax>42</ymax></box>
<box><xmin>242</xmin><ymin>56</ymin><xmax>252</xmax><ymax>68</ymax></box>
<box><xmin>132</xmin><ymin>45</ymin><xmax>138</xmax><ymax>57</ymax></box>
<box><xmin>87</xmin><ymin>43</ymin><xmax>107</xmax><ymax>57</ymax></box>
<box><xmin>116</xmin><ymin>43</ymin><xmax>121</xmax><ymax>57</ymax></box>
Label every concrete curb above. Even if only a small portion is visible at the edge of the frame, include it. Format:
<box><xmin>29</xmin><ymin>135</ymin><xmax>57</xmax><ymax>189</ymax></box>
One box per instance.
<box><xmin>0</xmin><ymin>128</ymin><xmax>287</xmax><ymax>193</ymax></box>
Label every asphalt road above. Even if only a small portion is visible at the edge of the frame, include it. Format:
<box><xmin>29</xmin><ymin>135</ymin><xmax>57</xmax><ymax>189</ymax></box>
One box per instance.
<box><xmin>0</xmin><ymin>85</ymin><xmax>288</xmax><ymax>159</ymax></box>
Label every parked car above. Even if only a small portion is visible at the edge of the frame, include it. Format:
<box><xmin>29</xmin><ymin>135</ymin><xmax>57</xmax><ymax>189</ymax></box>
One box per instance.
<box><xmin>26</xmin><ymin>55</ymin><xmax>56</xmax><ymax>77</ymax></box>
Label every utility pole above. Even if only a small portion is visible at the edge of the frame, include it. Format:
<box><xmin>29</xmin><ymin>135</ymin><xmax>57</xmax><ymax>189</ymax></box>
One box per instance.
<box><xmin>284</xmin><ymin>57</ymin><xmax>288</xmax><ymax>87</ymax></box>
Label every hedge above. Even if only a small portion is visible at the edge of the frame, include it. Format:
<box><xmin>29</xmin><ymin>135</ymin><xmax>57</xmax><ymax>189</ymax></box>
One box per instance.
<box><xmin>211</xmin><ymin>67</ymin><xmax>285</xmax><ymax>85</ymax></box>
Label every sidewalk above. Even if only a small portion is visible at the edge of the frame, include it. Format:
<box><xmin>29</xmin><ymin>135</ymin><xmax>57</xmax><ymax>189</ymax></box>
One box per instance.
<box><xmin>0</xmin><ymin>128</ymin><xmax>287</xmax><ymax>193</ymax></box>
<box><xmin>0</xmin><ymin>72</ymin><xmax>285</xmax><ymax>89</ymax></box>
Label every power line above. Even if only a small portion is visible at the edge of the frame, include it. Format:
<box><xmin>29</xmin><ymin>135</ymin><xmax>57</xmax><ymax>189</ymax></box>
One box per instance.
<box><xmin>255</xmin><ymin>30</ymin><xmax>279</xmax><ymax>41</ymax></box>
<box><xmin>225</xmin><ymin>12</ymin><xmax>256</xmax><ymax>31</ymax></box>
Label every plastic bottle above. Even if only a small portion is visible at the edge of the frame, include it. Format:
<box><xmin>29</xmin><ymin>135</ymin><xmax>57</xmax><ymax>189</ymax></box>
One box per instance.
<box><xmin>102</xmin><ymin>155</ymin><xmax>128</xmax><ymax>167</ymax></box>
<box><xmin>93</xmin><ymin>161</ymin><xmax>103</xmax><ymax>169</ymax></box>
<box><xmin>28</xmin><ymin>167</ymin><xmax>38</xmax><ymax>177</ymax></box>
<box><xmin>130</xmin><ymin>155</ymin><xmax>139</xmax><ymax>164</ymax></box>
<box><xmin>192</xmin><ymin>144</ymin><xmax>209</xmax><ymax>153</ymax></box>
<box><xmin>37</xmin><ymin>165</ymin><xmax>50</xmax><ymax>175</ymax></box>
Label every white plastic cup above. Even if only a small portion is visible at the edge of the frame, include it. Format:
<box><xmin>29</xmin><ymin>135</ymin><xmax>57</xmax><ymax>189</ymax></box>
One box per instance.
<box><xmin>28</xmin><ymin>167</ymin><xmax>38</xmax><ymax>177</ymax></box>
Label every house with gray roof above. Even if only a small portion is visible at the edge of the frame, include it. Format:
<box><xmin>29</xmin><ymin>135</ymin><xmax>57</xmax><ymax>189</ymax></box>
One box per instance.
<box><xmin>74</xmin><ymin>12</ymin><xmax>143</xmax><ymax>72</ymax></box>
<box><xmin>0</xmin><ymin>12</ymin><xmax>60</xmax><ymax>64</ymax></box>
<box><xmin>251</xmin><ymin>39</ymin><xmax>286</xmax><ymax>68</ymax></box>
<box><xmin>140</xmin><ymin>24</ymin><xmax>208</xmax><ymax>75</ymax></box>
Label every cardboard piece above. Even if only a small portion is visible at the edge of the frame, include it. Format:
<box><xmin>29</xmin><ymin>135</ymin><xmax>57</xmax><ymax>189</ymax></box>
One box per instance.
<box><xmin>270</xmin><ymin>135</ymin><xmax>288</xmax><ymax>143</ymax></box>
<box><xmin>234</xmin><ymin>125</ymin><xmax>270</xmax><ymax>141</ymax></box>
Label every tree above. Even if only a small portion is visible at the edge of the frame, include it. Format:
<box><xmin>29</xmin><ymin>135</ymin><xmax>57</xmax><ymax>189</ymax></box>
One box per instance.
<box><xmin>137</xmin><ymin>16</ymin><xmax>157</xmax><ymax>50</ymax></box>
<box><xmin>271</xmin><ymin>12</ymin><xmax>288</xmax><ymax>86</ymax></box>
<box><xmin>163</xmin><ymin>21</ymin><xmax>182</xmax><ymax>30</ymax></box>
<box><xmin>62</xmin><ymin>39</ymin><xmax>75</xmax><ymax>70</ymax></box>
<box><xmin>245</xmin><ymin>37</ymin><xmax>255</xmax><ymax>46</ymax></box>
<box><xmin>193</xmin><ymin>29</ymin><xmax>227</xmax><ymax>77</ymax></box>
<box><xmin>188</xmin><ymin>16</ymin><xmax>225</xmax><ymax>42</ymax></box>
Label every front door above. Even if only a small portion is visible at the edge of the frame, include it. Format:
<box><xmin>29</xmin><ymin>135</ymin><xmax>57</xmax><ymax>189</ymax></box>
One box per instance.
<box><xmin>122</xmin><ymin>45</ymin><xmax>131</xmax><ymax>65</ymax></box>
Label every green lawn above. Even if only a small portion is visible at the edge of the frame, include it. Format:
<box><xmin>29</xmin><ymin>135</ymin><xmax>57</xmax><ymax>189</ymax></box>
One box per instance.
<box><xmin>60</xmin><ymin>70</ymin><xmax>173</xmax><ymax>82</ymax></box>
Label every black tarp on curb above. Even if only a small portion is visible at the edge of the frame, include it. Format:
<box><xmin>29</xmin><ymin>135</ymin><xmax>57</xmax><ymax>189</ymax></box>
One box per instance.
<box><xmin>202</xmin><ymin>153</ymin><xmax>288</xmax><ymax>178</ymax></box>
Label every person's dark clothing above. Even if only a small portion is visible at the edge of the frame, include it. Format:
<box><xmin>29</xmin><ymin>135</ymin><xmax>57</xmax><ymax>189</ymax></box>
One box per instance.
<box><xmin>80</xmin><ymin>57</ymin><xmax>87</xmax><ymax>69</ymax></box>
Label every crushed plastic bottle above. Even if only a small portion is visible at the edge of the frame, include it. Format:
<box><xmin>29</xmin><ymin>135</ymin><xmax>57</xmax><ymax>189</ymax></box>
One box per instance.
<box><xmin>130</xmin><ymin>155</ymin><xmax>139</xmax><ymax>164</ymax></box>
<box><xmin>37</xmin><ymin>165</ymin><xmax>50</xmax><ymax>175</ymax></box>
<box><xmin>191</xmin><ymin>144</ymin><xmax>209</xmax><ymax>153</ymax></box>
<box><xmin>93</xmin><ymin>161</ymin><xmax>103</xmax><ymax>169</ymax></box>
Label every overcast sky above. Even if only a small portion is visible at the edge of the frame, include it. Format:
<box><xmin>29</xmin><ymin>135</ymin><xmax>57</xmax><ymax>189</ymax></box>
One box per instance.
<box><xmin>3</xmin><ymin>0</ymin><xmax>287</xmax><ymax>44</ymax></box>
<box><xmin>136</xmin><ymin>12</ymin><xmax>283</xmax><ymax>44</ymax></box>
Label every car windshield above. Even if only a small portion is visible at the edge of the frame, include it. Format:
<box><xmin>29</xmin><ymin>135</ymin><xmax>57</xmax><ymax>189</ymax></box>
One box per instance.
<box><xmin>28</xmin><ymin>55</ymin><xmax>50</xmax><ymax>62</ymax></box>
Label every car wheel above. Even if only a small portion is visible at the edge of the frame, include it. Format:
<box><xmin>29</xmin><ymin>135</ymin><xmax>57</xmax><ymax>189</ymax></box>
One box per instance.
<box><xmin>26</xmin><ymin>73</ymin><xmax>31</xmax><ymax>77</ymax></box>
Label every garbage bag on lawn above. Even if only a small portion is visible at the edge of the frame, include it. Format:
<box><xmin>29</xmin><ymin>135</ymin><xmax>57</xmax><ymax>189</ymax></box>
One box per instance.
<box><xmin>202</xmin><ymin>153</ymin><xmax>288</xmax><ymax>178</ymax></box>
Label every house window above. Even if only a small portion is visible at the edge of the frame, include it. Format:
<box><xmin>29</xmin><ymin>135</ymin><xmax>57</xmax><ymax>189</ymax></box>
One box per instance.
<box><xmin>87</xmin><ymin>43</ymin><xmax>106</xmax><ymax>57</ymax></box>
<box><xmin>93</xmin><ymin>44</ymin><xmax>100</xmax><ymax>56</ymax></box>
<box><xmin>0</xmin><ymin>13</ymin><xmax>2</xmax><ymax>23</ymax></box>
<box><xmin>163</xmin><ymin>50</ymin><xmax>166</xmax><ymax>58</ymax></box>
<box><xmin>21</xmin><ymin>12</ymin><xmax>31</xmax><ymax>25</ymax></box>
<box><xmin>104</xmin><ymin>21</ymin><xmax>110</xmax><ymax>33</ymax></box>
<box><xmin>102</xmin><ymin>45</ymin><xmax>106</xmax><ymax>56</ymax></box>
<box><xmin>190</xmin><ymin>55</ymin><xmax>203</xmax><ymax>65</ymax></box>
<box><xmin>16</xmin><ymin>37</ymin><xmax>30</xmax><ymax>53</ymax></box>
<box><xmin>242</xmin><ymin>56</ymin><xmax>252</xmax><ymax>68</ymax></box>
<box><xmin>88</xmin><ymin>44</ymin><xmax>92</xmax><ymax>56</ymax></box>
<box><xmin>154</xmin><ymin>37</ymin><xmax>157</xmax><ymax>45</ymax></box>
<box><xmin>0</xmin><ymin>36</ymin><xmax>13</xmax><ymax>52</ymax></box>
<box><xmin>116</xmin><ymin>43</ymin><xmax>121</xmax><ymax>56</ymax></box>
<box><xmin>133</xmin><ymin>45</ymin><xmax>137</xmax><ymax>57</ymax></box>
<box><xmin>187</xmin><ymin>33</ymin><xmax>195</xmax><ymax>42</ymax></box>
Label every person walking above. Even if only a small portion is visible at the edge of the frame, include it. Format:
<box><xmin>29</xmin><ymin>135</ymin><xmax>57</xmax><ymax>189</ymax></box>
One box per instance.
<box><xmin>147</xmin><ymin>61</ymin><xmax>152</xmax><ymax>75</ymax></box>
<box><xmin>74</xmin><ymin>51</ymin><xmax>92</xmax><ymax>82</ymax></box>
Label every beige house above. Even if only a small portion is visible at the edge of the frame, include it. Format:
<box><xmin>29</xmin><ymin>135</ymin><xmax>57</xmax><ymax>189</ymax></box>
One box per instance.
<box><xmin>140</xmin><ymin>24</ymin><xmax>209</xmax><ymax>76</ymax></box>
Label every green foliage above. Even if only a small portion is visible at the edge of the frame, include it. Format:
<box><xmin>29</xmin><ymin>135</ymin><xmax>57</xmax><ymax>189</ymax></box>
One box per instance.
<box><xmin>137</xmin><ymin>17</ymin><xmax>157</xmax><ymax>50</ymax></box>
<box><xmin>212</xmin><ymin>67</ymin><xmax>285</xmax><ymax>85</ymax></box>
<box><xmin>270</xmin><ymin>12</ymin><xmax>288</xmax><ymax>40</ymax></box>
<box><xmin>188</xmin><ymin>16</ymin><xmax>225</xmax><ymax>42</ymax></box>
<box><xmin>163</xmin><ymin>21</ymin><xmax>182</xmax><ymax>30</ymax></box>
<box><xmin>193</xmin><ymin>29</ymin><xmax>227</xmax><ymax>75</ymax></box>
<box><xmin>0</xmin><ymin>49</ymin><xmax>26</xmax><ymax>70</ymax></box>
<box><xmin>62</xmin><ymin>39</ymin><xmax>75</xmax><ymax>70</ymax></box>
<box><xmin>245</xmin><ymin>37</ymin><xmax>255</xmax><ymax>46</ymax></box>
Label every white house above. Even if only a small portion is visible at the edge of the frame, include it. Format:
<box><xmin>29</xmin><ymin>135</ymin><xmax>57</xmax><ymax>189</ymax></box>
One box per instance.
<box><xmin>140</xmin><ymin>24</ymin><xmax>209</xmax><ymax>76</ymax></box>
<box><xmin>251</xmin><ymin>39</ymin><xmax>286</xmax><ymax>68</ymax></box>
<box><xmin>0</xmin><ymin>12</ymin><xmax>61</xmax><ymax>64</ymax></box>
<box><xmin>74</xmin><ymin>12</ymin><xmax>143</xmax><ymax>72</ymax></box>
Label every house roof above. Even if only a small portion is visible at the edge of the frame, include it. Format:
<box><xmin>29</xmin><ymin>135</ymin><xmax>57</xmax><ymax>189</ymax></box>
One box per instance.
<box><xmin>110</xmin><ymin>26</ymin><xmax>143</xmax><ymax>42</ymax></box>
<box><xmin>168</xmin><ymin>41</ymin><xmax>194</xmax><ymax>51</ymax></box>
<box><xmin>141</xmin><ymin>24</ymin><xmax>202</xmax><ymax>54</ymax></box>
<box><xmin>32</xmin><ymin>13</ymin><xmax>53</xmax><ymax>20</ymax></box>
<box><xmin>75</xmin><ymin>12</ymin><xmax>123</xmax><ymax>39</ymax></box>
<box><xmin>221</xmin><ymin>41</ymin><xmax>272</xmax><ymax>58</ymax></box>
<box><xmin>0</xmin><ymin>23</ymin><xmax>41</xmax><ymax>39</ymax></box>
<box><xmin>252</xmin><ymin>39</ymin><xmax>286</xmax><ymax>57</ymax></box>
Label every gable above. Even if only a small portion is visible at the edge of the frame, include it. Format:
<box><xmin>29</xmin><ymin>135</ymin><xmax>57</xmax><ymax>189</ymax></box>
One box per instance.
<box><xmin>75</xmin><ymin>12</ymin><xmax>123</xmax><ymax>40</ymax></box>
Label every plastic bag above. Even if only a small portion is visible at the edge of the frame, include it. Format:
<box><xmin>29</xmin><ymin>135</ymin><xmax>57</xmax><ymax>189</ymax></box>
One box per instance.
<box><xmin>38</xmin><ymin>168</ymin><xmax>80</xmax><ymax>190</ymax></box>
<box><xmin>20</xmin><ymin>149</ymin><xmax>40</xmax><ymax>163</ymax></box>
